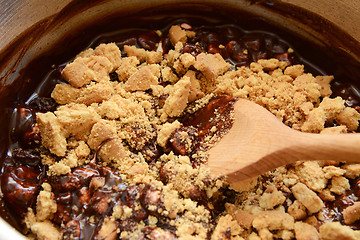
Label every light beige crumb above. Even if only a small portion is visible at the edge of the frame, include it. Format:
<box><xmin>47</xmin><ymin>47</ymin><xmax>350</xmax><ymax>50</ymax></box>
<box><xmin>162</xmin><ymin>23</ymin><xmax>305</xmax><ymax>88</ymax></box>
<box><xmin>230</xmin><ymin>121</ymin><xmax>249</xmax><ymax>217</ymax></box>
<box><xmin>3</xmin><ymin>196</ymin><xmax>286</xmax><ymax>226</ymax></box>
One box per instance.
<box><xmin>55</xmin><ymin>104</ymin><xmax>101</xmax><ymax>140</ymax></box>
<box><xmin>161</xmin><ymin>66</ymin><xmax>179</xmax><ymax>83</ymax></box>
<box><xmin>30</xmin><ymin>221</ymin><xmax>61</xmax><ymax>240</ymax></box>
<box><xmin>58</xmin><ymin>150</ymin><xmax>83</xmax><ymax>170</ymax></box>
<box><xmin>284</xmin><ymin>65</ymin><xmax>304</xmax><ymax>78</ymax></box>
<box><xmin>194</xmin><ymin>53</ymin><xmax>231</xmax><ymax>81</ymax></box>
<box><xmin>291</xmin><ymin>183</ymin><xmax>324</xmax><ymax>214</ymax></box>
<box><xmin>248</xmin><ymin>232</ymin><xmax>261</xmax><ymax>240</ymax></box>
<box><xmin>343</xmin><ymin>202</ymin><xmax>360</xmax><ymax>224</ymax></box>
<box><xmin>51</xmin><ymin>84</ymin><xmax>81</xmax><ymax>105</ymax></box>
<box><xmin>252</xmin><ymin>210</ymin><xmax>294</xmax><ymax>231</ymax></box>
<box><xmin>146</xmin><ymin>51</ymin><xmax>162</xmax><ymax>64</ymax></box>
<box><xmin>330</xmin><ymin>176</ymin><xmax>350</xmax><ymax>195</ymax></box>
<box><xmin>185</xmin><ymin>70</ymin><xmax>205</xmax><ymax>102</ymax></box>
<box><xmin>87</xmin><ymin>120</ymin><xmax>117</xmax><ymax>150</ymax></box>
<box><xmin>62</xmin><ymin>56</ymin><xmax>113</xmax><ymax>88</ymax></box>
<box><xmin>295</xmin><ymin>161</ymin><xmax>326</xmax><ymax>192</ymax></box>
<box><xmin>301</xmin><ymin>97</ymin><xmax>345</xmax><ymax>132</ymax></box>
<box><xmin>179</xmin><ymin>53</ymin><xmax>196</xmax><ymax>68</ymax></box>
<box><xmin>304</xmin><ymin>215</ymin><xmax>318</xmax><ymax>227</ymax></box>
<box><xmin>257</xmin><ymin>59</ymin><xmax>280</xmax><ymax>71</ymax></box>
<box><xmin>124</xmin><ymin>45</ymin><xmax>146</xmax><ymax>62</ymax></box>
<box><xmin>299</xmin><ymin>108</ymin><xmax>324</xmax><ymax>132</ymax></box>
<box><xmin>74</xmin><ymin>141</ymin><xmax>90</xmax><ymax>159</ymax></box>
<box><xmin>318</xmin><ymin>189</ymin><xmax>335</xmax><ymax>201</ymax></box>
<box><xmin>259</xmin><ymin>186</ymin><xmax>286</xmax><ymax>209</ymax></box>
<box><xmin>258</xmin><ymin>228</ymin><xmax>273</xmax><ymax>240</ymax></box>
<box><xmin>48</xmin><ymin>162</ymin><xmax>71</xmax><ymax>176</ymax></box>
<box><xmin>76</xmin><ymin>81</ymin><xmax>114</xmax><ymax>105</ymax></box>
<box><xmin>294</xmin><ymin>222</ymin><xmax>319</xmax><ymax>240</ymax></box>
<box><xmin>36</xmin><ymin>185</ymin><xmax>57</xmax><ymax>221</ymax></box>
<box><xmin>127</xmin><ymin>162</ymin><xmax>148</xmax><ymax>176</ymax></box>
<box><xmin>336</xmin><ymin>107</ymin><xmax>360</xmax><ymax>131</ymax></box>
<box><xmin>287</xmin><ymin>200</ymin><xmax>307</xmax><ymax>220</ymax></box>
<box><xmin>25</xmin><ymin>210</ymin><xmax>61</xmax><ymax>240</ymax></box>
<box><xmin>231</xmin><ymin>209</ymin><xmax>255</xmax><ymax>229</ymax></box>
<box><xmin>123</xmin><ymin>65</ymin><xmax>160</xmax><ymax>91</ymax></box>
<box><xmin>319</xmin><ymin>222</ymin><xmax>360</xmax><ymax>240</ymax></box>
<box><xmin>96</xmin><ymin>218</ymin><xmax>118</xmax><ymax>240</ymax></box>
<box><xmin>274</xmin><ymin>230</ymin><xmax>293</xmax><ymax>240</ymax></box>
<box><xmin>98</xmin><ymin>95</ymin><xmax>146</xmax><ymax>120</ymax></box>
<box><xmin>37</xmin><ymin>112</ymin><xmax>67</xmax><ymax>157</ymax></box>
<box><xmin>94</xmin><ymin>43</ymin><xmax>122</xmax><ymax>70</ymax></box>
<box><xmin>211</xmin><ymin>214</ymin><xmax>243</xmax><ymax>240</ymax></box>
<box><xmin>163</xmin><ymin>76</ymin><xmax>191</xmax><ymax>117</ymax></box>
<box><xmin>169</xmin><ymin>25</ymin><xmax>187</xmax><ymax>45</ymax></box>
<box><xmin>76</xmin><ymin>48</ymin><xmax>94</xmax><ymax>58</ymax></box>
<box><xmin>116</xmin><ymin>56</ymin><xmax>140</xmax><ymax>82</ymax></box>
<box><xmin>157</xmin><ymin>120</ymin><xmax>182</xmax><ymax>147</ymax></box>
<box><xmin>97</xmin><ymin>138</ymin><xmax>128</xmax><ymax>166</ymax></box>
<box><xmin>323</xmin><ymin>165</ymin><xmax>346</xmax><ymax>179</ymax></box>
<box><xmin>249</xmin><ymin>62</ymin><xmax>263</xmax><ymax>73</ymax></box>
<box><xmin>342</xmin><ymin>164</ymin><xmax>360</xmax><ymax>179</ymax></box>
<box><xmin>315</xmin><ymin>75</ymin><xmax>333</xmax><ymax>97</ymax></box>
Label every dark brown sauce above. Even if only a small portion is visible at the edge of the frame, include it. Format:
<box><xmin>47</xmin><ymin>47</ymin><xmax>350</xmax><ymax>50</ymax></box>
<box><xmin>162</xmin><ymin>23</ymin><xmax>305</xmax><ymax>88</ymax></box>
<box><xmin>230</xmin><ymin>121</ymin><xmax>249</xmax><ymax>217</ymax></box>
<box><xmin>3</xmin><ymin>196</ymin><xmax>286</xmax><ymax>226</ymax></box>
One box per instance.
<box><xmin>319</xmin><ymin>177</ymin><xmax>360</xmax><ymax>230</ymax></box>
<box><xmin>0</xmin><ymin>2</ymin><xmax>360</xmax><ymax>237</ymax></box>
<box><xmin>168</xmin><ymin>96</ymin><xmax>238</xmax><ymax>161</ymax></box>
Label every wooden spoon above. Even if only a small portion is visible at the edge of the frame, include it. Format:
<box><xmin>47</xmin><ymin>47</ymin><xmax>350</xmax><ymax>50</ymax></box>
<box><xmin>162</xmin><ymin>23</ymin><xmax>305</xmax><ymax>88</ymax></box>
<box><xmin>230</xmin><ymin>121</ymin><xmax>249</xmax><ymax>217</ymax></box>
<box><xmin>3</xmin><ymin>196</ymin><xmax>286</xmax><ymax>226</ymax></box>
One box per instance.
<box><xmin>207</xmin><ymin>99</ymin><xmax>360</xmax><ymax>183</ymax></box>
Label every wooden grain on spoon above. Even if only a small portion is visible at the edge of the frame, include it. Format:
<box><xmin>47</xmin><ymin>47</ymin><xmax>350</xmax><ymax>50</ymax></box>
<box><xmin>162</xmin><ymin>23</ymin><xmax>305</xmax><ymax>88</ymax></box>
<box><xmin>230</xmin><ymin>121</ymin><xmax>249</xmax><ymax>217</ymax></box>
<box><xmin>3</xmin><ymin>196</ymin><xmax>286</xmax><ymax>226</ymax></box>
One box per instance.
<box><xmin>207</xmin><ymin>99</ymin><xmax>360</xmax><ymax>183</ymax></box>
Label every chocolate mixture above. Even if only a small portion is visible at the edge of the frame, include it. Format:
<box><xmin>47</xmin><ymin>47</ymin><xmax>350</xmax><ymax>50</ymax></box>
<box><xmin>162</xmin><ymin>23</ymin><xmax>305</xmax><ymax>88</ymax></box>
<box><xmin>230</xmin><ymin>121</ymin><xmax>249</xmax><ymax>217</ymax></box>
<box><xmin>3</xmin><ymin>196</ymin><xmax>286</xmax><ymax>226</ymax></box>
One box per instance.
<box><xmin>1</xmin><ymin>5</ymin><xmax>360</xmax><ymax>240</ymax></box>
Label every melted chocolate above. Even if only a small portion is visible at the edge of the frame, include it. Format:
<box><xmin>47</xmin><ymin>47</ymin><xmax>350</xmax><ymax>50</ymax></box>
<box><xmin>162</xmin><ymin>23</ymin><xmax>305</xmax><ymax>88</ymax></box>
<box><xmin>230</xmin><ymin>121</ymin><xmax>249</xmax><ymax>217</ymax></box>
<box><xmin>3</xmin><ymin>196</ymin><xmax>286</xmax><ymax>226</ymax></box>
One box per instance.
<box><xmin>0</xmin><ymin>2</ymin><xmax>360</xmax><ymax>238</ymax></box>
<box><xmin>320</xmin><ymin>177</ymin><xmax>360</xmax><ymax>230</ymax></box>
<box><xmin>168</xmin><ymin>96</ymin><xmax>238</xmax><ymax>162</ymax></box>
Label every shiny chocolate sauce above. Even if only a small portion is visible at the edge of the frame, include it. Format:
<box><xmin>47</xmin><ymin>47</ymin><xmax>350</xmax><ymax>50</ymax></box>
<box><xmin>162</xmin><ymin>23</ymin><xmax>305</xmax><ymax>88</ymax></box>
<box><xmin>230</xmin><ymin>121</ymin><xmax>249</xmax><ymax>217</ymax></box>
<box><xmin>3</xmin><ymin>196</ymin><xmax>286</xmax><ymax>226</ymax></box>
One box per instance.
<box><xmin>0</xmin><ymin>3</ymin><xmax>360</xmax><ymax>237</ymax></box>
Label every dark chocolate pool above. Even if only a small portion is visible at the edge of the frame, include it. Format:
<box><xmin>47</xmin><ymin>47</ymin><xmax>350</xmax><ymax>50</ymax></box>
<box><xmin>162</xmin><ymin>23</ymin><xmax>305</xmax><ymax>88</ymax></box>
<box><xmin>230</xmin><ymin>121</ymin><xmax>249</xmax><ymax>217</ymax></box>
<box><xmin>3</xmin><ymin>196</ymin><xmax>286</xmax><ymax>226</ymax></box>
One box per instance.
<box><xmin>0</xmin><ymin>3</ymin><xmax>360</xmax><ymax>239</ymax></box>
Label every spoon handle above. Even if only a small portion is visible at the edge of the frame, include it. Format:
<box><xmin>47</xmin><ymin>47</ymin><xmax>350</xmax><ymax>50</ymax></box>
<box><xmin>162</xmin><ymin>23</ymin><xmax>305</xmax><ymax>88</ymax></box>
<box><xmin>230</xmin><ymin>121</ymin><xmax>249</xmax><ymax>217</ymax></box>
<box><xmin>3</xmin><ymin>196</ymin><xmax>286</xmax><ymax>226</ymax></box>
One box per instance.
<box><xmin>281</xmin><ymin>131</ymin><xmax>360</xmax><ymax>164</ymax></box>
<box><xmin>227</xmin><ymin>131</ymin><xmax>360</xmax><ymax>182</ymax></box>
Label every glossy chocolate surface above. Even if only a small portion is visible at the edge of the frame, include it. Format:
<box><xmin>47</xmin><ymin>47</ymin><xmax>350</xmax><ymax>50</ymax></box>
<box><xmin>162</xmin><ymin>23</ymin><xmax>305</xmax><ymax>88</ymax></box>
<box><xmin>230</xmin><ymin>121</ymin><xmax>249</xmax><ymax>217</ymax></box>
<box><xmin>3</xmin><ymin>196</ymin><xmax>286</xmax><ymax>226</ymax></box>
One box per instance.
<box><xmin>0</xmin><ymin>3</ymin><xmax>360</xmax><ymax>236</ymax></box>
